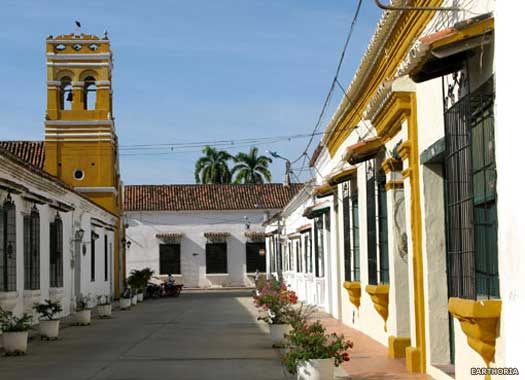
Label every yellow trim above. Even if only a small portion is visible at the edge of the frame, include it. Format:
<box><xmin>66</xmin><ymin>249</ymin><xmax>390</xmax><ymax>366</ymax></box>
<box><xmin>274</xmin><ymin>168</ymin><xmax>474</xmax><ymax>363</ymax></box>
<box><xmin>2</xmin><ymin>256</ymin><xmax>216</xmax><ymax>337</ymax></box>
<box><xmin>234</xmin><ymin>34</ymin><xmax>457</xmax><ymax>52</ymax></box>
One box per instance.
<box><xmin>343</xmin><ymin>281</ymin><xmax>361</xmax><ymax>309</ymax></box>
<box><xmin>406</xmin><ymin>346</ymin><xmax>423</xmax><ymax>373</ymax></box>
<box><xmin>385</xmin><ymin>180</ymin><xmax>404</xmax><ymax>191</ymax></box>
<box><xmin>388</xmin><ymin>336</ymin><xmax>411</xmax><ymax>358</ymax></box>
<box><xmin>431</xmin><ymin>17</ymin><xmax>494</xmax><ymax>50</ymax></box>
<box><xmin>365</xmin><ymin>284</ymin><xmax>389</xmax><ymax>331</ymax></box>
<box><xmin>373</xmin><ymin>92</ymin><xmax>412</xmax><ymax>139</ymax></box>
<box><xmin>326</xmin><ymin>0</ymin><xmax>444</xmax><ymax>156</ymax></box>
<box><xmin>406</xmin><ymin>93</ymin><xmax>427</xmax><ymax>373</ymax></box>
<box><xmin>397</xmin><ymin>140</ymin><xmax>412</xmax><ymax>161</ymax></box>
<box><xmin>381</xmin><ymin>157</ymin><xmax>402</xmax><ymax>174</ymax></box>
<box><xmin>448</xmin><ymin>297</ymin><xmax>502</xmax><ymax>368</ymax></box>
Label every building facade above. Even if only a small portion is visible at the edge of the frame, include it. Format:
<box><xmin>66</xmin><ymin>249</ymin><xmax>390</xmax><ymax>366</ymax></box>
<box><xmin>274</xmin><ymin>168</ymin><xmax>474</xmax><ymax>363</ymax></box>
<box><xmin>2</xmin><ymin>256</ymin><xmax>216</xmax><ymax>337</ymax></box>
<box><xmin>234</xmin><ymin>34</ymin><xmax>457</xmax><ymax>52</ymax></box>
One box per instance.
<box><xmin>265</xmin><ymin>1</ymin><xmax>519</xmax><ymax>379</ymax></box>
<box><xmin>0</xmin><ymin>146</ymin><xmax>117</xmax><ymax>321</ymax></box>
<box><xmin>124</xmin><ymin>184</ymin><xmax>302</xmax><ymax>288</ymax></box>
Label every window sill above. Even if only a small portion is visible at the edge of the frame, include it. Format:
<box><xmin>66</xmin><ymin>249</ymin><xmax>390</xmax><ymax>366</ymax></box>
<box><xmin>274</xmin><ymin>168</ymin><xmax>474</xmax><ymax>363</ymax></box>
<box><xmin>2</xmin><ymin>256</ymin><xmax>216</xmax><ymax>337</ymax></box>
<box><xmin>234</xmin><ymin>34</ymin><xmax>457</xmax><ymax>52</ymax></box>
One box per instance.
<box><xmin>206</xmin><ymin>273</ymin><xmax>230</xmax><ymax>277</ymax></box>
<box><xmin>343</xmin><ymin>281</ymin><xmax>361</xmax><ymax>309</ymax></box>
<box><xmin>0</xmin><ymin>291</ymin><xmax>19</xmax><ymax>311</ymax></box>
<box><xmin>448</xmin><ymin>297</ymin><xmax>501</xmax><ymax>366</ymax></box>
<box><xmin>365</xmin><ymin>284</ymin><xmax>390</xmax><ymax>331</ymax></box>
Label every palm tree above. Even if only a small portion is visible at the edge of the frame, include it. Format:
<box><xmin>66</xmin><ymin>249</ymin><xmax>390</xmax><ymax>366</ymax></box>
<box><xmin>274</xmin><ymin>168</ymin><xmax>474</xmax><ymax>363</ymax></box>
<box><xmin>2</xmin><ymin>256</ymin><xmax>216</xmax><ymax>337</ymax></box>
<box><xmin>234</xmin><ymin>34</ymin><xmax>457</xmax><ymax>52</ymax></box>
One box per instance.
<box><xmin>232</xmin><ymin>147</ymin><xmax>272</xmax><ymax>184</ymax></box>
<box><xmin>194</xmin><ymin>145</ymin><xmax>233</xmax><ymax>184</ymax></box>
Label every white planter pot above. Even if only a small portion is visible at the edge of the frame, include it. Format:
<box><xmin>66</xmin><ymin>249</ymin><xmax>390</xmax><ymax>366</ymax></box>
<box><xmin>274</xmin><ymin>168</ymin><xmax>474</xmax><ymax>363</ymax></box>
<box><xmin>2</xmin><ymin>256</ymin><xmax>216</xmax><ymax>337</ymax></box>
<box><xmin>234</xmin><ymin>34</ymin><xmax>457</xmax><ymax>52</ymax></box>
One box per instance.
<box><xmin>75</xmin><ymin>309</ymin><xmax>91</xmax><ymax>325</ymax></box>
<box><xmin>131</xmin><ymin>295</ymin><xmax>138</xmax><ymax>305</ymax></box>
<box><xmin>120</xmin><ymin>298</ymin><xmax>131</xmax><ymax>310</ymax></box>
<box><xmin>297</xmin><ymin>358</ymin><xmax>334</xmax><ymax>380</ymax></box>
<box><xmin>2</xmin><ymin>331</ymin><xmax>29</xmax><ymax>355</ymax></box>
<box><xmin>97</xmin><ymin>304</ymin><xmax>112</xmax><ymax>317</ymax></box>
<box><xmin>137</xmin><ymin>293</ymin><xmax>144</xmax><ymax>302</ymax></box>
<box><xmin>39</xmin><ymin>319</ymin><xmax>60</xmax><ymax>340</ymax></box>
<box><xmin>269</xmin><ymin>324</ymin><xmax>292</xmax><ymax>347</ymax></box>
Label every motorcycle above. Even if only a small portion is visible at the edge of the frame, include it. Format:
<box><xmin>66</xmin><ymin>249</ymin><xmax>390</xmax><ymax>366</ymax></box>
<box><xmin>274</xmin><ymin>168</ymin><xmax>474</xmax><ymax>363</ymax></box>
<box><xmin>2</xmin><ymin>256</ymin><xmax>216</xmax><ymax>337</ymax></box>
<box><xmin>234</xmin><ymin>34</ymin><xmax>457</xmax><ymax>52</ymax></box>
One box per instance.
<box><xmin>145</xmin><ymin>281</ymin><xmax>162</xmax><ymax>299</ymax></box>
<box><xmin>162</xmin><ymin>282</ymin><xmax>183</xmax><ymax>297</ymax></box>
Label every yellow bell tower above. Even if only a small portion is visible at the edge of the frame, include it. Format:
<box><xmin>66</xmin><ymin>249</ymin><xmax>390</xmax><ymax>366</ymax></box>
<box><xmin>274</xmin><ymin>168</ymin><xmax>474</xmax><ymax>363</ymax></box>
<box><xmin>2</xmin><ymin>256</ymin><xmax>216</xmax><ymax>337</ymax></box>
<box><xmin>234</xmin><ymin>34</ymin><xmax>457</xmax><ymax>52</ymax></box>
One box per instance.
<box><xmin>44</xmin><ymin>32</ymin><xmax>120</xmax><ymax>215</ymax></box>
<box><xmin>44</xmin><ymin>32</ymin><xmax>124</xmax><ymax>296</ymax></box>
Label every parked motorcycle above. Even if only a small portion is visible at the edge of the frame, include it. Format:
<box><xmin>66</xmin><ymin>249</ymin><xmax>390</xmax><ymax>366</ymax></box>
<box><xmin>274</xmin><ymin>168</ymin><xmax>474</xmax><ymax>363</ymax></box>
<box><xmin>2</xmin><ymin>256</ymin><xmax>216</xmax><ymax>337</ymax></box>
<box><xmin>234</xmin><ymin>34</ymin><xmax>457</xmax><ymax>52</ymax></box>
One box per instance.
<box><xmin>161</xmin><ymin>282</ymin><xmax>183</xmax><ymax>297</ymax></box>
<box><xmin>145</xmin><ymin>281</ymin><xmax>162</xmax><ymax>299</ymax></box>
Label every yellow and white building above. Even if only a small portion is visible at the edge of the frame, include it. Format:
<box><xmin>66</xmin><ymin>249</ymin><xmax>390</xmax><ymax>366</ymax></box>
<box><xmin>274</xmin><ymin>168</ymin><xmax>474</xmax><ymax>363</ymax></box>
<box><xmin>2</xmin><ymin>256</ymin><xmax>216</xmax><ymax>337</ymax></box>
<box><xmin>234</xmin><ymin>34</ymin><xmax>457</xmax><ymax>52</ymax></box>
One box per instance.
<box><xmin>0</xmin><ymin>31</ymin><xmax>126</xmax><ymax>324</ymax></box>
<box><xmin>266</xmin><ymin>1</ymin><xmax>520</xmax><ymax>378</ymax></box>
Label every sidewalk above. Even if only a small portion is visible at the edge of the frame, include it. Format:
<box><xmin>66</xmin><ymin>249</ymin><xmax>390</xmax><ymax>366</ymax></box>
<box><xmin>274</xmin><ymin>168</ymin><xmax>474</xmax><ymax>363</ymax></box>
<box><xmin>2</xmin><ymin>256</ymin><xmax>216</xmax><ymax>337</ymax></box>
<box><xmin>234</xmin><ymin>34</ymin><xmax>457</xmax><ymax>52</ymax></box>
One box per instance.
<box><xmin>310</xmin><ymin>312</ymin><xmax>431</xmax><ymax>380</ymax></box>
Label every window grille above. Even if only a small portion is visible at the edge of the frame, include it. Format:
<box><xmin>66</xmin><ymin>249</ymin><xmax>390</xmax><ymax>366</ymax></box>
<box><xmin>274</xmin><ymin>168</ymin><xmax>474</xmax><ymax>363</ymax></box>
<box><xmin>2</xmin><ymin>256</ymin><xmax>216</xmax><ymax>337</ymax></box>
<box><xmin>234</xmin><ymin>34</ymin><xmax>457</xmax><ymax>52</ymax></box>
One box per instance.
<box><xmin>366</xmin><ymin>164</ymin><xmax>378</xmax><ymax>285</ymax></box>
<box><xmin>350</xmin><ymin>177</ymin><xmax>361</xmax><ymax>282</ymax></box>
<box><xmin>159</xmin><ymin>243</ymin><xmax>181</xmax><ymax>274</ymax></box>
<box><xmin>444</xmin><ymin>75</ymin><xmax>498</xmax><ymax>299</ymax></box>
<box><xmin>343</xmin><ymin>183</ymin><xmax>352</xmax><ymax>281</ymax></box>
<box><xmin>314</xmin><ymin>216</ymin><xmax>325</xmax><ymax>278</ymax></box>
<box><xmin>246</xmin><ymin>242</ymin><xmax>266</xmax><ymax>273</ymax></box>
<box><xmin>377</xmin><ymin>165</ymin><xmax>390</xmax><ymax>284</ymax></box>
<box><xmin>24</xmin><ymin>205</ymin><xmax>40</xmax><ymax>290</ymax></box>
<box><xmin>91</xmin><ymin>232</ymin><xmax>96</xmax><ymax>281</ymax></box>
<box><xmin>104</xmin><ymin>235</ymin><xmax>109</xmax><ymax>281</ymax></box>
<box><xmin>295</xmin><ymin>239</ymin><xmax>302</xmax><ymax>272</ymax></box>
<box><xmin>49</xmin><ymin>213</ymin><xmax>63</xmax><ymax>288</ymax></box>
<box><xmin>0</xmin><ymin>195</ymin><xmax>17</xmax><ymax>291</ymax></box>
<box><xmin>206</xmin><ymin>243</ymin><xmax>227</xmax><ymax>274</ymax></box>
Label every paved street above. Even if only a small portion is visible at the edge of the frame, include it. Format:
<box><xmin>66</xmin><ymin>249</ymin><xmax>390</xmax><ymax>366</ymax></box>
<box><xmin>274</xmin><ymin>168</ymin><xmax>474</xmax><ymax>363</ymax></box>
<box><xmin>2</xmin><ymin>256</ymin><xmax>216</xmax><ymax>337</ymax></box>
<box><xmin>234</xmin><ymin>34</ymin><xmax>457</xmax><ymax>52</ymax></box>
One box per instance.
<box><xmin>0</xmin><ymin>290</ymin><xmax>291</xmax><ymax>380</ymax></box>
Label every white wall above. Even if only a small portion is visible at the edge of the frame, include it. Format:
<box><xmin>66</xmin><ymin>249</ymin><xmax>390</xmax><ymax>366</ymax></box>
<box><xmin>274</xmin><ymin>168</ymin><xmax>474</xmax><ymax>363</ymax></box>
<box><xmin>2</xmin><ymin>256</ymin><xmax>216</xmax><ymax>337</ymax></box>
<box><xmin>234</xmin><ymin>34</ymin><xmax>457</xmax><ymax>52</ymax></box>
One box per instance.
<box><xmin>125</xmin><ymin>209</ymin><xmax>275</xmax><ymax>288</ymax></box>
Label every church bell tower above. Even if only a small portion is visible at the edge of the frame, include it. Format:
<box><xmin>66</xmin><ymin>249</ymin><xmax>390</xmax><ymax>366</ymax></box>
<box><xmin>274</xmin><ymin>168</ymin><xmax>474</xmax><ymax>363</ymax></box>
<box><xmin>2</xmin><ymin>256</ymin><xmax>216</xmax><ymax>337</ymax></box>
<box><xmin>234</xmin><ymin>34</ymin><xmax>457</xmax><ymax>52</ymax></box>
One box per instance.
<box><xmin>44</xmin><ymin>32</ymin><xmax>121</xmax><ymax>215</ymax></box>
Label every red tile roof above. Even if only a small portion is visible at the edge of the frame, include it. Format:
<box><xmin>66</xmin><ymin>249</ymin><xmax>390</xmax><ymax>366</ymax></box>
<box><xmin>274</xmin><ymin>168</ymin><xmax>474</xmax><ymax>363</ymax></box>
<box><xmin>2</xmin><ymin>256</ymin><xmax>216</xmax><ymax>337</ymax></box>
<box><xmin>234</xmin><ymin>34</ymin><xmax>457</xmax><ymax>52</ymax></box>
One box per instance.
<box><xmin>124</xmin><ymin>183</ymin><xmax>304</xmax><ymax>212</ymax></box>
<box><xmin>0</xmin><ymin>141</ymin><xmax>45</xmax><ymax>169</ymax></box>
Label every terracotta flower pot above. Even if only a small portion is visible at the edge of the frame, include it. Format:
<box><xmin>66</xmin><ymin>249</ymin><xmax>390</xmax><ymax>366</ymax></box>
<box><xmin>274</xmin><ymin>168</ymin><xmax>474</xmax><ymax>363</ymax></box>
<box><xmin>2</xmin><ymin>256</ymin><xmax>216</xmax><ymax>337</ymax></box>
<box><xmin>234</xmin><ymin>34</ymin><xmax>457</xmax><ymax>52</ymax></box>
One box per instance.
<box><xmin>2</xmin><ymin>331</ymin><xmax>29</xmax><ymax>355</ymax></box>
<box><xmin>296</xmin><ymin>358</ymin><xmax>334</xmax><ymax>380</ymax></box>
<box><xmin>39</xmin><ymin>319</ymin><xmax>60</xmax><ymax>339</ymax></box>
<box><xmin>75</xmin><ymin>309</ymin><xmax>91</xmax><ymax>325</ymax></box>
<box><xmin>269</xmin><ymin>324</ymin><xmax>291</xmax><ymax>347</ymax></box>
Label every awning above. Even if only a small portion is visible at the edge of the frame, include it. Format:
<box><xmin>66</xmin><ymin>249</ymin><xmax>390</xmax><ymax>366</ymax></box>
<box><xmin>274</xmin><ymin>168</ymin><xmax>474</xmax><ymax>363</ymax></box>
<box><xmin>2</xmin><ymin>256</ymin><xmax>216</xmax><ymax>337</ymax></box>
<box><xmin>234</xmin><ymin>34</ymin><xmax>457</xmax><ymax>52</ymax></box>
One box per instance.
<box><xmin>326</xmin><ymin>167</ymin><xmax>357</xmax><ymax>186</ymax></box>
<box><xmin>297</xmin><ymin>224</ymin><xmax>312</xmax><ymax>233</ymax></box>
<box><xmin>312</xmin><ymin>183</ymin><xmax>335</xmax><ymax>198</ymax></box>
<box><xmin>156</xmin><ymin>233</ymin><xmax>184</xmax><ymax>243</ymax></box>
<box><xmin>244</xmin><ymin>231</ymin><xmax>266</xmax><ymax>242</ymax></box>
<box><xmin>344</xmin><ymin>137</ymin><xmax>384</xmax><ymax>165</ymax></box>
<box><xmin>303</xmin><ymin>201</ymin><xmax>330</xmax><ymax>219</ymax></box>
<box><xmin>407</xmin><ymin>13</ymin><xmax>494</xmax><ymax>83</ymax></box>
<box><xmin>204</xmin><ymin>232</ymin><xmax>230</xmax><ymax>242</ymax></box>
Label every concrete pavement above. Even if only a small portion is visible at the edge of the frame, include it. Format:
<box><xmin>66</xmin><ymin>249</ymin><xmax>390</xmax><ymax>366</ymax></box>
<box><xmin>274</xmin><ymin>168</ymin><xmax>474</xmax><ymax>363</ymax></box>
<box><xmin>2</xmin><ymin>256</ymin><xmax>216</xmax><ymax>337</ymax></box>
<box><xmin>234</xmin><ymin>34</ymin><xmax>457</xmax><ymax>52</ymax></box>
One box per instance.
<box><xmin>0</xmin><ymin>290</ymin><xmax>292</xmax><ymax>380</ymax></box>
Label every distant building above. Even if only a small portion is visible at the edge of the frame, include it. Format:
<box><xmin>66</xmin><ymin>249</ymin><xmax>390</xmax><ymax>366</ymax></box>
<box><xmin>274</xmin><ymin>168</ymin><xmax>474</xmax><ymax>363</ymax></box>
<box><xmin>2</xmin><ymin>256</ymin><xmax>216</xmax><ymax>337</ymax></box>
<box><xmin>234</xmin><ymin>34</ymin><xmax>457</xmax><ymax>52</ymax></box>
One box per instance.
<box><xmin>124</xmin><ymin>184</ymin><xmax>302</xmax><ymax>287</ymax></box>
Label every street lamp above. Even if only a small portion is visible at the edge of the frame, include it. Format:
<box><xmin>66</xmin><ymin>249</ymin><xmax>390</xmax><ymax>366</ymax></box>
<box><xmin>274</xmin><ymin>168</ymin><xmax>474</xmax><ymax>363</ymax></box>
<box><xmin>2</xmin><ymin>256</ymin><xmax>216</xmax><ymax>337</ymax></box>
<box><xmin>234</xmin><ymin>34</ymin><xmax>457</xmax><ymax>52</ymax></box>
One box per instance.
<box><xmin>267</xmin><ymin>150</ymin><xmax>292</xmax><ymax>186</ymax></box>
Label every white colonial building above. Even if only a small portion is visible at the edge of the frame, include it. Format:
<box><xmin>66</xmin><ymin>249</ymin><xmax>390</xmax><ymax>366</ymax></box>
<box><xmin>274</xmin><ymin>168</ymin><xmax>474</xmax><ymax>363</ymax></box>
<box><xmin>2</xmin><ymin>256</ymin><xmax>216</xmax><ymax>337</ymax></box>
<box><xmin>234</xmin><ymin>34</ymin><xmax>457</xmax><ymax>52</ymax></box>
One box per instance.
<box><xmin>0</xmin><ymin>143</ymin><xmax>118</xmax><ymax>321</ymax></box>
<box><xmin>124</xmin><ymin>184</ymin><xmax>302</xmax><ymax>288</ymax></box>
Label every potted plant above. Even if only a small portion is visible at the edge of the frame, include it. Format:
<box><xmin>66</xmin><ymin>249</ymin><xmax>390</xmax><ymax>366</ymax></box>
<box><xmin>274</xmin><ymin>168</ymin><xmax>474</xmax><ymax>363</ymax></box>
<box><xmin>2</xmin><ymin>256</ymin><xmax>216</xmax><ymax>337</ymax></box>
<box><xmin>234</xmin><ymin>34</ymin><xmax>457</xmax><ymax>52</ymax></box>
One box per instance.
<box><xmin>0</xmin><ymin>307</ymin><xmax>32</xmax><ymax>355</ymax></box>
<box><xmin>96</xmin><ymin>295</ymin><xmax>112</xmax><ymax>318</ymax></box>
<box><xmin>119</xmin><ymin>288</ymin><xmax>132</xmax><ymax>310</ymax></box>
<box><xmin>75</xmin><ymin>294</ymin><xmax>92</xmax><ymax>325</ymax></box>
<box><xmin>283</xmin><ymin>321</ymin><xmax>353</xmax><ymax>380</ymax></box>
<box><xmin>131</xmin><ymin>288</ymin><xmax>138</xmax><ymax>306</ymax></box>
<box><xmin>33</xmin><ymin>299</ymin><xmax>62</xmax><ymax>340</ymax></box>
<box><xmin>253</xmin><ymin>277</ymin><xmax>299</xmax><ymax>347</ymax></box>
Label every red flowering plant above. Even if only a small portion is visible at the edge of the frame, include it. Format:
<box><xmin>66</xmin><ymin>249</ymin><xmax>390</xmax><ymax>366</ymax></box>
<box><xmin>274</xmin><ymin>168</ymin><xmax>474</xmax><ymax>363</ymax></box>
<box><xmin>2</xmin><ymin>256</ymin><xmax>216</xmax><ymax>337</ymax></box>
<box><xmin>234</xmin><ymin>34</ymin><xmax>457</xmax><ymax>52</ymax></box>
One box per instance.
<box><xmin>253</xmin><ymin>278</ymin><xmax>300</xmax><ymax>324</ymax></box>
<box><xmin>283</xmin><ymin>320</ymin><xmax>353</xmax><ymax>374</ymax></box>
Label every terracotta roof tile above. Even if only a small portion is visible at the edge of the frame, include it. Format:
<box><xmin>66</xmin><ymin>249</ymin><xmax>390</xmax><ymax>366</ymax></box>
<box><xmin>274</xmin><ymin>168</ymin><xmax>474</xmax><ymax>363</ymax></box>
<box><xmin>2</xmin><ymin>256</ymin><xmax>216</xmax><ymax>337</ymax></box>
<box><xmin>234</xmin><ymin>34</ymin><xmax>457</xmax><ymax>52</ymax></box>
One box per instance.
<box><xmin>0</xmin><ymin>141</ymin><xmax>45</xmax><ymax>169</ymax></box>
<box><xmin>124</xmin><ymin>183</ymin><xmax>304</xmax><ymax>212</ymax></box>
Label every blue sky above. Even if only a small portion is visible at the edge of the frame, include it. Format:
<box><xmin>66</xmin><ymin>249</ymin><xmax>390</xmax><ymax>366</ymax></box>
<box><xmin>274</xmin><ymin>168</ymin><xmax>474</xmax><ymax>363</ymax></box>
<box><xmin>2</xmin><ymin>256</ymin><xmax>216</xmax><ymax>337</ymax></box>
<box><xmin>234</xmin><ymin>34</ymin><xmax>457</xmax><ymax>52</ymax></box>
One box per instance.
<box><xmin>0</xmin><ymin>0</ymin><xmax>381</xmax><ymax>184</ymax></box>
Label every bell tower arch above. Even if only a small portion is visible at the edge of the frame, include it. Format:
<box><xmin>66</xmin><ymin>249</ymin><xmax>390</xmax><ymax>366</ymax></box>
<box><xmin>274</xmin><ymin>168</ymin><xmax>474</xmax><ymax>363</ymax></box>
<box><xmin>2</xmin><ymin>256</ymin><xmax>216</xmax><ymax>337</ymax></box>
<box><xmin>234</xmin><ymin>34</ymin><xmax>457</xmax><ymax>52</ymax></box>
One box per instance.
<box><xmin>44</xmin><ymin>32</ymin><xmax>120</xmax><ymax>215</ymax></box>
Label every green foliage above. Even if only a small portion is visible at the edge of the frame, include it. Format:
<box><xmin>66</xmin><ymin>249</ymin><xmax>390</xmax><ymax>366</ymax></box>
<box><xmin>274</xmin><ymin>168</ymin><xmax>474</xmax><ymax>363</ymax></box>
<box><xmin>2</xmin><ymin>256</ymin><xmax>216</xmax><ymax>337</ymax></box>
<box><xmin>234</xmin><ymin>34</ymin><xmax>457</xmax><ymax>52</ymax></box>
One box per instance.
<box><xmin>194</xmin><ymin>146</ymin><xmax>233</xmax><ymax>184</ymax></box>
<box><xmin>97</xmin><ymin>295</ymin><xmax>112</xmax><ymax>306</ymax></box>
<box><xmin>0</xmin><ymin>307</ymin><xmax>32</xmax><ymax>332</ymax></box>
<box><xmin>232</xmin><ymin>147</ymin><xmax>272</xmax><ymax>184</ymax></box>
<box><xmin>33</xmin><ymin>299</ymin><xmax>62</xmax><ymax>321</ymax></box>
<box><xmin>283</xmin><ymin>321</ymin><xmax>353</xmax><ymax>374</ymax></box>
<box><xmin>127</xmin><ymin>268</ymin><xmax>154</xmax><ymax>293</ymax></box>
<box><xmin>76</xmin><ymin>294</ymin><xmax>92</xmax><ymax>311</ymax></box>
